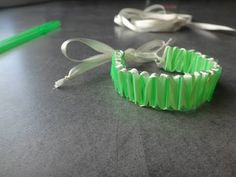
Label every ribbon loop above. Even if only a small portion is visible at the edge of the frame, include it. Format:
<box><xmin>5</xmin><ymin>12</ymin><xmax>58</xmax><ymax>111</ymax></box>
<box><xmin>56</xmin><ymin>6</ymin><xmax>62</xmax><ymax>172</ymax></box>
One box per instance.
<box><xmin>144</xmin><ymin>4</ymin><xmax>166</xmax><ymax>14</ymax></box>
<box><xmin>55</xmin><ymin>38</ymin><xmax>170</xmax><ymax>88</ymax></box>
<box><xmin>61</xmin><ymin>38</ymin><xmax>114</xmax><ymax>63</ymax></box>
<box><xmin>114</xmin><ymin>4</ymin><xmax>235</xmax><ymax>32</ymax></box>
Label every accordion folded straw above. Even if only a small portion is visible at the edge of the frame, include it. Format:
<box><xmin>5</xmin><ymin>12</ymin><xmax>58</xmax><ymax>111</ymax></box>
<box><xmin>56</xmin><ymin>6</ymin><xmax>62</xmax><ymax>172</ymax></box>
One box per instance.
<box><xmin>111</xmin><ymin>49</ymin><xmax>221</xmax><ymax>111</ymax></box>
<box><xmin>55</xmin><ymin>38</ymin><xmax>222</xmax><ymax>111</ymax></box>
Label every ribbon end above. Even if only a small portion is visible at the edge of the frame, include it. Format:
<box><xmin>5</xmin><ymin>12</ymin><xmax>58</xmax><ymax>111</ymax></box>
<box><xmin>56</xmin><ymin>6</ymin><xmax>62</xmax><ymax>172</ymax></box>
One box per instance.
<box><xmin>54</xmin><ymin>77</ymin><xmax>67</xmax><ymax>88</ymax></box>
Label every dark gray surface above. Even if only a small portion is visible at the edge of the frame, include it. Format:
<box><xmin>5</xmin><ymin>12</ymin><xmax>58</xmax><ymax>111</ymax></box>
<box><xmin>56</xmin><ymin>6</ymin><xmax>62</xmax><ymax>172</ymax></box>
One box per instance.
<box><xmin>0</xmin><ymin>1</ymin><xmax>236</xmax><ymax>177</ymax></box>
<box><xmin>0</xmin><ymin>0</ymin><xmax>52</xmax><ymax>8</ymax></box>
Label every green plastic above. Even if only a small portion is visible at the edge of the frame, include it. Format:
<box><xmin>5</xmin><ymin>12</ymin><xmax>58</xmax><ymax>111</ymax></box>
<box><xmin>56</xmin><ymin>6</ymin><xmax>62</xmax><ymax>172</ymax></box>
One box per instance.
<box><xmin>0</xmin><ymin>20</ymin><xmax>61</xmax><ymax>54</ymax></box>
<box><xmin>110</xmin><ymin>46</ymin><xmax>222</xmax><ymax>111</ymax></box>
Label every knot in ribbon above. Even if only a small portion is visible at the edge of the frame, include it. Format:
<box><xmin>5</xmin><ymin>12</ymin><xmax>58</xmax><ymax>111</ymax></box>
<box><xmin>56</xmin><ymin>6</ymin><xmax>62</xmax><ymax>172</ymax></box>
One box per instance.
<box><xmin>114</xmin><ymin>4</ymin><xmax>236</xmax><ymax>32</ymax></box>
<box><xmin>54</xmin><ymin>38</ymin><xmax>171</xmax><ymax>88</ymax></box>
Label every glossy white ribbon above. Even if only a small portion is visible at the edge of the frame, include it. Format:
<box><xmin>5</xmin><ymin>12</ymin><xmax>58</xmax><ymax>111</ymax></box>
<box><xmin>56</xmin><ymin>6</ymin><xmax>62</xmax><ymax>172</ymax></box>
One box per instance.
<box><xmin>54</xmin><ymin>38</ymin><xmax>171</xmax><ymax>88</ymax></box>
<box><xmin>114</xmin><ymin>4</ymin><xmax>236</xmax><ymax>32</ymax></box>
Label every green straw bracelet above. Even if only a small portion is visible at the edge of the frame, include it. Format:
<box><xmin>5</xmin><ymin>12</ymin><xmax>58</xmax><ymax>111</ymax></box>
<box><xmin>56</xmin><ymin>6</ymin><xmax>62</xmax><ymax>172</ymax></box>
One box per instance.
<box><xmin>55</xmin><ymin>38</ymin><xmax>222</xmax><ymax>111</ymax></box>
<box><xmin>110</xmin><ymin>48</ymin><xmax>221</xmax><ymax>111</ymax></box>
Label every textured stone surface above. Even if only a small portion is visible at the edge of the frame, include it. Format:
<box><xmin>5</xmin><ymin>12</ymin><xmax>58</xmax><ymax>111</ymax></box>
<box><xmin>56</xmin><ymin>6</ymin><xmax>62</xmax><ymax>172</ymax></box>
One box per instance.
<box><xmin>0</xmin><ymin>1</ymin><xmax>236</xmax><ymax>177</ymax></box>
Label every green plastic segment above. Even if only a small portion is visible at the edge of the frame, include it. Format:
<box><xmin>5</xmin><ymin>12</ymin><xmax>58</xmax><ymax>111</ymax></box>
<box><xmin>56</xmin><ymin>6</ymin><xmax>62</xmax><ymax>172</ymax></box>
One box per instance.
<box><xmin>0</xmin><ymin>21</ymin><xmax>61</xmax><ymax>54</ymax></box>
<box><xmin>110</xmin><ymin>46</ymin><xmax>222</xmax><ymax>111</ymax></box>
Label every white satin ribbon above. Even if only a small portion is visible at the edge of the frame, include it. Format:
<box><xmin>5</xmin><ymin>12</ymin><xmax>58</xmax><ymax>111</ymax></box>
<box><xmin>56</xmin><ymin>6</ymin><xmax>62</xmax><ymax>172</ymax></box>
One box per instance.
<box><xmin>54</xmin><ymin>38</ymin><xmax>171</xmax><ymax>88</ymax></box>
<box><xmin>114</xmin><ymin>4</ymin><xmax>236</xmax><ymax>32</ymax></box>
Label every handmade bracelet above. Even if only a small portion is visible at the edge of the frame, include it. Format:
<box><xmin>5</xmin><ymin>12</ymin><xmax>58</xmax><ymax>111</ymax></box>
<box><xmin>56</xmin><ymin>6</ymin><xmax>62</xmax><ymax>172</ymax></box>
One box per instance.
<box><xmin>110</xmin><ymin>48</ymin><xmax>221</xmax><ymax>111</ymax></box>
<box><xmin>55</xmin><ymin>38</ymin><xmax>222</xmax><ymax>111</ymax></box>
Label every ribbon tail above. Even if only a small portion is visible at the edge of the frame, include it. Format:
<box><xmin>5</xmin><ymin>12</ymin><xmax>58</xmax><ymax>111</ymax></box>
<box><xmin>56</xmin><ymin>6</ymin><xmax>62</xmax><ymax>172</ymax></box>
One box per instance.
<box><xmin>189</xmin><ymin>22</ymin><xmax>236</xmax><ymax>32</ymax></box>
<box><xmin>54</xmin><ymin>53</ymin><xmax>111</xmax><ymax>88</ymax></box>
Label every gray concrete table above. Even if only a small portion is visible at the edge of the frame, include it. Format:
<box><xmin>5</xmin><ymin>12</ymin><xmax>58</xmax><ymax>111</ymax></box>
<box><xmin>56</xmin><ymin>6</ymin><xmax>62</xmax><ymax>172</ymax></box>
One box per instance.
<box><xmin>0</xmin><ymin>1</ymin><xmax>236</xmax><ymax>177</ymax></box>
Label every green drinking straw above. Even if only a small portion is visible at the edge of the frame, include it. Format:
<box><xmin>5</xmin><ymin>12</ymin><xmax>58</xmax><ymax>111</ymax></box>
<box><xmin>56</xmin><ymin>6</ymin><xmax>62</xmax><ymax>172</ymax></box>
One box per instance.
<box><xmin>0</xmin><ymin>20</ymin><xmax>61</xmax><ymax>54</ymax></box>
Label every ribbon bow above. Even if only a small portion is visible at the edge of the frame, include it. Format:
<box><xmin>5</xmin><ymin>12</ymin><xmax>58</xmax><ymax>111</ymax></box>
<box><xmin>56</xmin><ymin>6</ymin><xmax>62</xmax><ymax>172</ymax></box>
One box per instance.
<box><xmin>54</xmin><ymin>38</ymin><xmax>171</xmax><ymax>88</ymax></box>
<box><xmin>114</xmin><ymin>4</ymin><xmax>236</xmax><ymax>32</ymax></box>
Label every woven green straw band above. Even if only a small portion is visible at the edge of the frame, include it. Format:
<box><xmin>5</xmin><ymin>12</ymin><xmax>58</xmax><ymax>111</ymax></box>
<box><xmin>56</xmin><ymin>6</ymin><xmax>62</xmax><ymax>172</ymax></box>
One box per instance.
<box><xmin>55</xmin><ymin>38</ymin><xmax>222</xmax><ymax>111</ymax></box>
<box><xmin>110</xmin><ymin>46</ymin><xmax>222</xmax><ymax>111</ymax></box>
